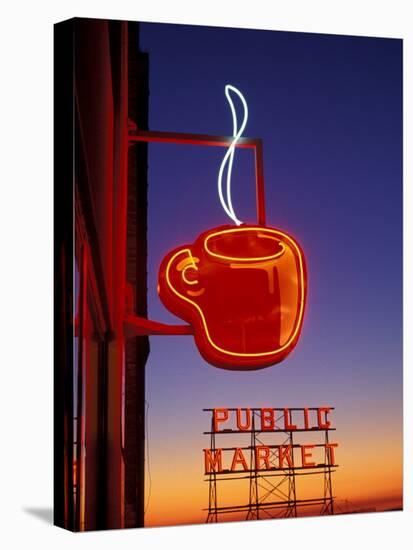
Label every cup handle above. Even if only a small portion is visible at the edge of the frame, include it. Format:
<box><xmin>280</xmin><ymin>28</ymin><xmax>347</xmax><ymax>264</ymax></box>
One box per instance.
<box><xmin>161</xmin><ymin>246</ymin><xmax>204</xmax><ymax>298</ymax></box>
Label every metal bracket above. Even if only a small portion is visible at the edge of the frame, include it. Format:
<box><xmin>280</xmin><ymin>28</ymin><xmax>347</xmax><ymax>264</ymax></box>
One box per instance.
<box><xmin>124</xmin><ymin>314</ymin><xmax>193</xmax><ymax>337</ymax></box>
<box><xmin>125</xmin><ymin>128</ymin><xmax>266</xmax><ymax>337</ymax></box>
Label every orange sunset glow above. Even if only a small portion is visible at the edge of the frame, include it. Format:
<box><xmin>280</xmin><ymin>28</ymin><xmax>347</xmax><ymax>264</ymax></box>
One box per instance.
<box><xmin>144</xmin><ymin>403</ymin><xmax>402</xmax><ymax>526</ymax></box>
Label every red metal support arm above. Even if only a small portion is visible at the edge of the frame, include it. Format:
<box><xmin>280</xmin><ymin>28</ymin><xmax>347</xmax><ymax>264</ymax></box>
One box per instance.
<box><xmin>129</xmin><ymin>129</ymin><xmax>260</xmax><ymax>149</ymax></box>
<box><xmin>128</xmin><ymin>129</ymin><xmax>266</xmax><ymax>225</ymax></box>
<box><xmin>126</xmin><ymin>128</ymin><xmax>266</xmax><ymax>336</ymax></box>
<box><xmin>124</xmin><ymin>314</ymin><xmax>193</xmax><ymax>337</ymax></box>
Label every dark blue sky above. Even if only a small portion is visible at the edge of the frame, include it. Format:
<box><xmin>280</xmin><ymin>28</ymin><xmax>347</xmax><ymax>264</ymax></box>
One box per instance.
<box><xmin>138</xmin><ymin>23</ymin><xmax>402</xmax><ymax>489</ymax></box>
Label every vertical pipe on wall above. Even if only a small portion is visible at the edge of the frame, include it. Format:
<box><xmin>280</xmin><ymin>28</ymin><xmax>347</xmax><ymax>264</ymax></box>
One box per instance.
<box><xmin>75</xmin><ymin>244</ymin><xmax>88</xmax><ymax>531</ymax></box>
<box><xmin>54</xmin><ymin>18</ymin><xmax>75</xmax><ymax>531</ymax></box>
<box><xmin>255</xmin><ymin>141</ymin><xmax>266</xmax><ymax>225</ymax></box>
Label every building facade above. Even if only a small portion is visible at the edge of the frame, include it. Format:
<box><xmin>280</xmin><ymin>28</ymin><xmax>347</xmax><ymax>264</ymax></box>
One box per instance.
<box><xmin>54</xmin><ymin>18</ymin><xmax>149</xmax><ymax>531</ymax></box>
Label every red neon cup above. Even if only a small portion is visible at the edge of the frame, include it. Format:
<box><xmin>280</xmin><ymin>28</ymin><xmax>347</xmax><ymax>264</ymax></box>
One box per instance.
<box><xmin>158</xmin><ymin>225</ymin><xmax>307</xmax><ymax>370</ymax></box>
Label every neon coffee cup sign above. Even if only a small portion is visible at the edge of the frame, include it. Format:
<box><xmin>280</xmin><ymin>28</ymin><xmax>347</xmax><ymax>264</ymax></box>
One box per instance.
<box><xmin>158</xmin><ymin>86</ymin><xmax>307</xmax><ymax>370</ymax></box>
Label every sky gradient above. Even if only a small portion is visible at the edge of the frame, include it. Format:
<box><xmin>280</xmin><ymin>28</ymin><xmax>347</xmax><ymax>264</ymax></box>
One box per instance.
<box><xmin>139</xmin><ymin>22</ymin><xmax>403</xmax><ymax>527</ymax></box>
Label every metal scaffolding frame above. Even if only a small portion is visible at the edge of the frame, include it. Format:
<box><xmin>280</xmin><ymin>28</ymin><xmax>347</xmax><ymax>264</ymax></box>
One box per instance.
<box><xmin>203</xmin><ymin>408</ymin><xmax>338</xmax><ymax>522</ymax></box>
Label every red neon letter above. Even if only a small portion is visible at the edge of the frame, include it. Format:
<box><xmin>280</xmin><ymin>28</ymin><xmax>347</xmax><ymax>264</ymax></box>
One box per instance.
<box><xmin>255</xmin><ymin>446</ymin><xmax>270</xmax><ymax>470</ymax></box>
<box><xmin>278</xmin><ymin>445</ymin><xmax>294</xmax><ymax>468</ymax></box>
<box><xmin>203</xmin><ymin>449</ymin><xmax>223</xmax><ymax>473</ymax></box>
<box><xmin>260</xmin><ymin>408</ymin><xmax>275</xmax><ymax>431</ymax></box>
<box><xmin>284</xmin><ymin>408</ymin><xmax>297</xmax><ymax>431</ymax></box>
<box><xmin>317</xmin><ymin>407</ymin><xmax>332</xmax><ymax>429</ymax></box>
<box><xmin>325</xmin><ymin>443</ymin><xmax>338</xmax><ymax>465</ymax></box>
<box><xmin>231</xmin><ymin>448</ymin><xmax>249</xmax><ymax>471</ymax></box>
<box><xmin>213</xmin><ymin>408</ymin><xmax>229</xmax><ymax>432</ymax></box>
<box><xmin>303</xmin><ymin>407</ymin><xmax>310</xmax><ymax>430</ymax></box>
<box><xmin>301</xmin><ymin>445</ymin><xmax>316</xmax><ymax>468</ymax></box>
<box><xmin>236</xmin><ymin>408</ymin><xmax>251</xmax><ymax>431</ymax></box>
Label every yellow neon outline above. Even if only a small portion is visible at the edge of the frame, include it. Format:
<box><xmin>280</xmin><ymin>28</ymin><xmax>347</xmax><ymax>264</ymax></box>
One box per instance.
<box><xmin>182</xmin><ymin>264</ymin><xmax>198</xmax><ymax>286</ymax></box>
<box><xmin>205</xmin><ymin>228</ymin><xmax>286</xmax><ymax>262</ymax></box>
<box><xmin>187</xmin><ymin>288</ymin><xmax>205</xmax><ymax>297</ymax></box>
<box><xmin>178</xmin><ymin>253</ymin><xmax>200</xmax><ymax>286</ymax></box>
<box><xmin>164</xmin><ymin>227</ymin><xmax>305</xmax><ymax>359</ymax></box>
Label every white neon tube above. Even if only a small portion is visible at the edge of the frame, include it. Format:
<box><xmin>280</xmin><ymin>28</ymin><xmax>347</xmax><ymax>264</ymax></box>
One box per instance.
<box><xmin>217</xmin><ymin>85</ymin><xmax>248</xmax><ymax>226</ymax></box>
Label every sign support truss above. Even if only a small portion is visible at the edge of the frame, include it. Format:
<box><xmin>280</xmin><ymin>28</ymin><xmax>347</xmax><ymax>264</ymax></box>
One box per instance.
<box><xmin>203</xmin><ymin>408</ymin><xmax>338</xmax><ymax>522</ymax></box>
